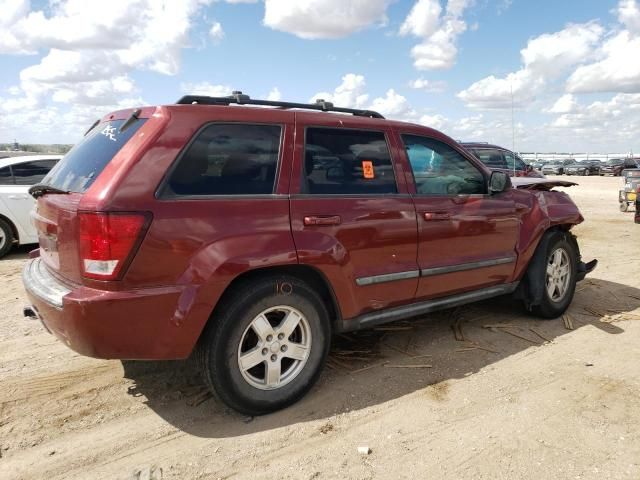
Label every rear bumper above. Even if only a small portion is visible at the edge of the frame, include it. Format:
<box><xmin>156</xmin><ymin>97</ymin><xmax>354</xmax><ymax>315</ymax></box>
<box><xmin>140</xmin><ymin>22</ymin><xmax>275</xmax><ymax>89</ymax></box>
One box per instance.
<box><xmin>22</xmin><ymin>258</ymin><xmax>201</xmax><ymax>360</ymax></box>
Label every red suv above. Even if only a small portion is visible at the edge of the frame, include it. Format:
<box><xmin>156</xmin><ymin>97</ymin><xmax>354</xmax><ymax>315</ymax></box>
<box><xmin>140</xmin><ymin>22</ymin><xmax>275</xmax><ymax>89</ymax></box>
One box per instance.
<box><xmin>22</xmin><ymin>93</ymin><xmax>596</xmax><ymax>415</ymax></box>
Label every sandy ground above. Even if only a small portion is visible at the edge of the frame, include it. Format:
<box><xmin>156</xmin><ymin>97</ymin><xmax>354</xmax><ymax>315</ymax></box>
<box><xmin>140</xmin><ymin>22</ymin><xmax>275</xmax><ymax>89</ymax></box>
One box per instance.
<box><xmin>1</xmin><ymin>175</ymin><xmax>639</xmax><ymax>480</ymax></box>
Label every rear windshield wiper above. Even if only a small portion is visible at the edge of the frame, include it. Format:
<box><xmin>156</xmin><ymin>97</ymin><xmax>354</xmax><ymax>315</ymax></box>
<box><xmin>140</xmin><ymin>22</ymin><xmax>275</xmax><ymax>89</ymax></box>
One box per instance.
<box><xmin>28</xmin><ymin>183</ymin><xmax>70</xmax><ymax>199</ymax></box>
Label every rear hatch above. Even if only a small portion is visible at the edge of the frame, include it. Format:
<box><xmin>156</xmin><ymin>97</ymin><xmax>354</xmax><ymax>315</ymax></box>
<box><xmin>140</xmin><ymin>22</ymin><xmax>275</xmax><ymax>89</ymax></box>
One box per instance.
<box><xmin>32</xmin><ymin>116</ymin><xmax>148</xmax><ymax>284</ymax></box>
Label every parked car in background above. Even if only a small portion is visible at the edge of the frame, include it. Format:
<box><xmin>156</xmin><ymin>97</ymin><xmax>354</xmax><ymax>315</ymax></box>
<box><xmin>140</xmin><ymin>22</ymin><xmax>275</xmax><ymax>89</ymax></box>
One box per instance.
<box><xmin>22</xmin><ymin>93</ymin><xmax>596</xmax><ymax>415</ymax></box>
<box><xmin>601</xmin><ymin>158</ymin><xmax>640</xmax><ymax>176</ymax></box>
<box><xmin>531</xmin><ymin>160</ymin><xmax>546</xmax><ymax>171</ymax></box>
<box><xmin>542</xmin><ymin>159</ymin><xmax>573</xmax><ymax>175</ymax></box>
<box><xmin>0</xmin><ymin>155</ymin><xmax>62</xmax><ymax>258</ymax></box>
<box><xmin>565</xmin><ymin>160</ymin><xmax>602</xmax><ymax>176</ymax></box>
<box><xmin>460</xmin><ymin>142</ymin><xmax>544</xmax><ymax>178</ymax></box>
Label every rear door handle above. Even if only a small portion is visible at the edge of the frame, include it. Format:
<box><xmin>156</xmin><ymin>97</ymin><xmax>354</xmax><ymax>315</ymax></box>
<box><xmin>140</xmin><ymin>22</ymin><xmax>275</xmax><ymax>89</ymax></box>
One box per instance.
<box><xmin>423</xmin><ymin>212</ymin><xmax>451</xmax><ymax>221</ymax></box>
<box><xmin>304</xmin><ymin>215</ymin><xmax>342</xmax><ymax>226</ymax></box>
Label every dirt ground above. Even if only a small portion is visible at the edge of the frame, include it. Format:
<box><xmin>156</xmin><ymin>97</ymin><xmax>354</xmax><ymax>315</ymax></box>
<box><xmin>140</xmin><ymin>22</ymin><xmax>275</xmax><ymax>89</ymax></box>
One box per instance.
<box><xmin>1</xmin><ymin>175</ymin><xmax>639</xmax><ymax>480</ymax></box>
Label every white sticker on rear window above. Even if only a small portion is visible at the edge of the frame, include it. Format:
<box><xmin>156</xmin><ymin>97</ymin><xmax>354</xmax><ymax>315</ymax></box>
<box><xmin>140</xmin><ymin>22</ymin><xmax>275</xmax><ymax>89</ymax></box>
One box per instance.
<box><xmin>101</xmin><ymin>124</ymin><xmax>117</xmax><ymax>142</ymax></box>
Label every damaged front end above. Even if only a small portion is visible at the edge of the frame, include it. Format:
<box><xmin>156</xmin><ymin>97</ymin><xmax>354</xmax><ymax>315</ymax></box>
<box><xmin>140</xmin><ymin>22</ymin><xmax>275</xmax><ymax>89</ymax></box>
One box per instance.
<box><xmin>511</xmin><ymin>177</ymin><xmax>598</xmax><ymax>310</ymax></box>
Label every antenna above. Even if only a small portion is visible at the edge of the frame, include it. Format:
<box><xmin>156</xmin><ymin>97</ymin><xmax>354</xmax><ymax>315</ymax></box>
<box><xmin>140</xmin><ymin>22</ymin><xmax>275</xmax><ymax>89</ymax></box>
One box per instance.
<box><xmin>510</xmin><ymin>82</ymin><xmax>516</xmax><ymax>176</ymax></box>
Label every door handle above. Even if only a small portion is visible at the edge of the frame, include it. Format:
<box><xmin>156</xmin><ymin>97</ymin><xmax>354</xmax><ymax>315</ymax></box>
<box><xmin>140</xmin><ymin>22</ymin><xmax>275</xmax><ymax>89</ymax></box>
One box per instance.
<box><xmin>304</xmin><ymin>215</ymin><xmax>342</xmax><ymax>226</ymax></box>
<box><xmin>8</xmin><ymin>195</ymin><xmax>28</xmax><ymax>200</ymax></box>
<box><xmin>423</xmin><ymin>212</ymin><xmax>451</xmax><ymax>221</ymax></box>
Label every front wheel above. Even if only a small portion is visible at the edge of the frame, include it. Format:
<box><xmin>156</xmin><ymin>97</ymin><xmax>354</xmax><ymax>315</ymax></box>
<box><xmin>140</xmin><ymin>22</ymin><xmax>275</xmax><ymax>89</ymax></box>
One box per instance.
<box><xmin>526</xmin><ymin>231</ymin><xmax>578</xmax><ymax>319</ymax></box>
<box><xmin>198</xmin><ymin>275</ymin><xmax>331</xmax><ymax>415</ymax></box>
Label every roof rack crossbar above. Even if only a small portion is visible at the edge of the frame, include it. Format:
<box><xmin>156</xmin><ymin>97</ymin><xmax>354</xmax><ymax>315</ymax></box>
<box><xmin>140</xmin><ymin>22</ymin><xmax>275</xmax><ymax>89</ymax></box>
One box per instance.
<box><xmin>175</xmin><ymin>92</ymin><xmax>384</xmax><ymax>119</ymax></box>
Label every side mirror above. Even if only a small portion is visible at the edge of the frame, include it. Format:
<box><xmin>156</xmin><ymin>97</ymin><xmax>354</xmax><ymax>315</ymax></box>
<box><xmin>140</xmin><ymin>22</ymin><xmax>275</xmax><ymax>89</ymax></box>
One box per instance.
<box><xmin>489</xmin><ymin>171</ymin><xmax>510</xmax><ymax>194</ymax></box>
<box><xmin>525</xmin><ymin>164</ymin><xmax>533</xmax><ymax>172</ymax></box>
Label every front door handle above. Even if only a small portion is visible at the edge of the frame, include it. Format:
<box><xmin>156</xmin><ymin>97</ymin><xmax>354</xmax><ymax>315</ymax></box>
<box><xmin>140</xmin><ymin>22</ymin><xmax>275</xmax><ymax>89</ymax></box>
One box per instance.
<box><xmin>423</xmin><ymin>212</ymin><xmax>451</xmax><ymax>221</ymax></box>
<box><xmin>304</xmin><ymin>215</ymin><xmax>342</xmax><ymax>226</ymax></box>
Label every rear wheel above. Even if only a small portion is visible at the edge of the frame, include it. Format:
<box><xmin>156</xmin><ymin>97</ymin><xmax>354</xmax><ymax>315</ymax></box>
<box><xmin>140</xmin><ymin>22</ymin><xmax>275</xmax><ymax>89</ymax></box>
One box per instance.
<box><xmin>198</xmin><ymin>275</ymin><xmax>330</xmax><ymax>415</ymax></box>
<box><xmin>525</xmin><ymin>231</ymin><xmax>578</xmax><ymax>319</ymax></box>
<box><xmin>0</xmin><ymin>219</ymin><xmax>14</xmax><ymax>259</ymax></box>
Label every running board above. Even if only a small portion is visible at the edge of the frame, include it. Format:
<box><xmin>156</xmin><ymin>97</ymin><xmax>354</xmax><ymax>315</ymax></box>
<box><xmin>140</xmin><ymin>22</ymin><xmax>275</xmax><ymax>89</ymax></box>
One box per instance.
<box><xmin>339</xmin><ymin>282</ymin><xmax>519</xmax><ymax>332</ymax></box>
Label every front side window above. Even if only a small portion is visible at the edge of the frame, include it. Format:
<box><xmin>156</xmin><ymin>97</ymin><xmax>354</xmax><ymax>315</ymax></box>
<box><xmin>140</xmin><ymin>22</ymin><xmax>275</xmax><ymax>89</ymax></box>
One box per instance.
<box><xmin>403</xmin><ymin>135</ymin><xmax>485</xmax><ymax>195</ymax></box>
<box><xmin>470</xmin><ymin>148</ymin><xmax>507</xmax><ymax>170</ymax></box>
<box><xmin>303</xmin><ymin>128</ymin><xmax>397</xmax><ymax>195</ymax></box>
<box><xmin>0</xmin><ymin>166</ymin><xmax>12</xmax><ymax>185</ymax></box>
<box><xmin>13</xmin><ymin>159</ymin><xmax>58</xmax><ymax>185</ymax></box>
<box><xmin>165</xmin><ymin>124</ymin><xmax>282</xmax><ymax>196</ymax></box>
<box><xmin>504</xmin><ymin>152</ymin><xmax>526</xmax><ymax>171</ymax></box>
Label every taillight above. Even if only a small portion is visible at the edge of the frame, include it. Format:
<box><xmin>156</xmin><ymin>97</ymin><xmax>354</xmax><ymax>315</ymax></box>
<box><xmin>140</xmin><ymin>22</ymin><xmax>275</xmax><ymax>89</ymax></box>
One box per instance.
<box><xmin>79</xmin><ymin>212</ymin><xmax>148</xmax><ymax>280</ymax></box>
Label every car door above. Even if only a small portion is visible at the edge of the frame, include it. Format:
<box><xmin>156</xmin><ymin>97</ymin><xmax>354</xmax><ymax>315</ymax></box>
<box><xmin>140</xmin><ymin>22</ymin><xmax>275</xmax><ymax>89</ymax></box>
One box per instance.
<box><xmin>397</xmin><ymin>132</ymin><xmax>520</xmax><ymax>300</ymax></box>
<box><xmin>3</xmin><ymin>159</ymin><xmax>59</xmax><ymax>241</ymax></box>
<box><xmin>289</xmin><ymin>116</ymin><xmax>418</xmax><ymax>320</ymax></box>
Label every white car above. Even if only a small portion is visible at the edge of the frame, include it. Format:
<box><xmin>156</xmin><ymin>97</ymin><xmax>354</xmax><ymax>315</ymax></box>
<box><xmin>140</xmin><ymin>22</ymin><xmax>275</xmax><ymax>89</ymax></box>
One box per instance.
<box><xmin>0</xmin><ymin>154</ymin><xmax>62</xmax><ymax>258</ymax></box>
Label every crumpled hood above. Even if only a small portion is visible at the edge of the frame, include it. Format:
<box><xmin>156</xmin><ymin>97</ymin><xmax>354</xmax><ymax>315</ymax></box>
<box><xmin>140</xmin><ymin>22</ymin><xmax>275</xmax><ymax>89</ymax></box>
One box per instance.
<box><xmin>511</xmin><ymin>177</ymin><xmax>577</xmax><ymax>191</ymax></box>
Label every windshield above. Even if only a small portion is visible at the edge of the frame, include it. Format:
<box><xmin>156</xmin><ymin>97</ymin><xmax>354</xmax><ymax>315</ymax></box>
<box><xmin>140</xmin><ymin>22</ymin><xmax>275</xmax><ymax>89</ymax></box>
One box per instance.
<box><xmin>606</xmin><ymin>159</ymin><xmax>623</xmax><ymax>166</ymax></box>
<box><xmin>43</xmin><ymin>118</ymin><xmax>146</xmax><ymax>193</ymax></box>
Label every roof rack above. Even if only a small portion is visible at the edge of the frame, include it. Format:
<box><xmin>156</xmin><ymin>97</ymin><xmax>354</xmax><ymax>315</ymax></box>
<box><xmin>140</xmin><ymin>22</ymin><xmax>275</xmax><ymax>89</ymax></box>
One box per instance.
<box><xmin>175</xmin><ymin>91</ymin><xmax>385</xmax><ymax>119</ymax></box>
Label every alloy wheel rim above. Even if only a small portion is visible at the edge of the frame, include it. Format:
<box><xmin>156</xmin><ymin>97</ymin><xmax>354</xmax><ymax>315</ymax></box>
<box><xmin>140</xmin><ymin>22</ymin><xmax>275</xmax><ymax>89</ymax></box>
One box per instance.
<box><xmin>237</xmin><ymin>305</ymin><xmax>311</xmax><ymax>391</ymax></box>
<box><xmin>546</xmin><ymin>247</ymin><xmax>571</xmax><ymax>302</ymax></box>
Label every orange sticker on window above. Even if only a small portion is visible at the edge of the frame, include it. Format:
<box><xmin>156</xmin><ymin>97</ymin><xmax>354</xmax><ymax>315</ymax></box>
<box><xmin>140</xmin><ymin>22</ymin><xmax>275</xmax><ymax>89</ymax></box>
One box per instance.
<box><xmin>362</xmin><ymin>160</ymin><xmax>375</xmax><ymax>179</ymax></box>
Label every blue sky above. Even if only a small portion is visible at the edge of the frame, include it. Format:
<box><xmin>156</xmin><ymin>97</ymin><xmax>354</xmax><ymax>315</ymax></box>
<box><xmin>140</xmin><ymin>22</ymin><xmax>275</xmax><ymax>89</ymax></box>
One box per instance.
<box><xmin>1</xmin><ymin>0</ymin><xmax>639</xmax><ymax>153</ymax></box>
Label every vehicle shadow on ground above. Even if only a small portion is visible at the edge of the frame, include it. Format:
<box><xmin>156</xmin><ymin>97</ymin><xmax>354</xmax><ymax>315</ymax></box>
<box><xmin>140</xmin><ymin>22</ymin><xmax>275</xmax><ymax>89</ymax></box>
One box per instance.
<box><xmin>122</xmin><ymin>277</ymin><xmax>639</xmax><ymax>438</ymax></box>
<box><xmin>3</xmin><ymin>244</ymin><xmax>33</xmax><ymax>261</ymax></box>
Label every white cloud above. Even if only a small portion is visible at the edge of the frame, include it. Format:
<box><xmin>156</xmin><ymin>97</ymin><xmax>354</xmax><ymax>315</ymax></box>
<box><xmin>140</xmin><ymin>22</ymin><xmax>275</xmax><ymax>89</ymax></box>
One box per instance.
<box><xmin>566</xmin><ymin>31</ymin><xmax>640</xmax><ymax>93</ymax></box>
<box><xmin>547</xmin><ymin>94</ymin><xmax>579</xmax><ymax>114</ymax></box>
<box><xmin>310</xmin><ymin>73</ymin><xmax>369</xmax><ymax>108</ymax></box>
<box><xmin>209</xmin><ymin>21</ymin><xmax>224</xmax><ymax>44</ymax></box>
<box><xmin>267</xmin><ymin>87</ymin><xmax>282</xmax><ymax>101</ymax></box>
<box><xmin>618</xmin><ymin>0</ymin><xmax>640</xmax><ymax>34</ymax></box>
<box><xmin>458</xmin><ymin>22</ymin><xmax>603</xmax><ymax>109</ymax></box>
<box><xmin>409</xmin><ymin>77</ymin><xmax>447</xmax><ymax>92</ymax></box>
<box><xmin>399</xmin><ymin>0</ymin><xmax>442</xmax><ymax>38</ymax></box>
<box><xmin>400</xmin><ymin>0</ymin><xmax>473</xmax><ymax>71</ymax></box>
<box><xmin>263</xmin><ymin>0</ymin><xmax>390</xmax><ymax>39</ymax></box>
<box><xmin>369</xmin><ymin>89</ymin><xmax>416</xmax><ymax>118</ymax></box>
<box><xmin>419</xmin><ymin>113</ymin><xmax>449</xmax><ymax>130</ymax></box>
<box><xmin>181</xmin><ymin>82</ymin><xmax>233</xmax><ymax>97</ymax></box>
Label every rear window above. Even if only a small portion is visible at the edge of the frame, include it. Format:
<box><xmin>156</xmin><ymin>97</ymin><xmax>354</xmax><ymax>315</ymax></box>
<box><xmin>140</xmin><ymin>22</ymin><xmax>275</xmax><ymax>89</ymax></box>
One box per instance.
<box><xmin>43</xmin><ymin>119</ymin><xmax>146</xmax><ymax>193</ymax></box>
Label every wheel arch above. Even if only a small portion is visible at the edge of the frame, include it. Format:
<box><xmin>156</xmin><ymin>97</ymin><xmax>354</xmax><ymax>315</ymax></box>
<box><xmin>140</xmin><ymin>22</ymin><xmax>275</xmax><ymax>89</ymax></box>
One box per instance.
<box><xmin>198</xmin><ymin>264</ymin><xmax>342</xmax><ymax>341</ymax></box>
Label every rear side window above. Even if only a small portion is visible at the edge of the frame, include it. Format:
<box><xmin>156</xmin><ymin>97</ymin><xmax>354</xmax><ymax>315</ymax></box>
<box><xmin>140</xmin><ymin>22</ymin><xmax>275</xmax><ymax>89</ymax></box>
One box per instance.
<box><xmin>44</xmin><ymin>119</ymin><xmax>146</xmax><ymax>193</ymax></box>
<box><xmin>0</xmin><ymin>166</ymin><xmax>12</xmax><ymax>185</ymax></box>
<box><xmin>164</xmin><ymin>124</ymin><xmax>281</xmax><ymax>196</ymax></box>
<box><xmin>13</xmin><ymin>159</ymin><xmax>58</xmax><ymax>185</ymax></box>
<box><xmin>303</xmin><ymin>128</ymin><xmax>396</xmax><ymax>195</ymax></box>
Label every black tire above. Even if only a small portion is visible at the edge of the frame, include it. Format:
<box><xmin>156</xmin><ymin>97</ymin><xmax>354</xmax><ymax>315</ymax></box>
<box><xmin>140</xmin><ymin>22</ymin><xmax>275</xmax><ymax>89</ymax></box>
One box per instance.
<box><xmin>620</xmin><ymin>202</ymin><xmax>629</xmax><ymax>212</ymax></box>
<box><xmin>582</xmin><ymin>170</ymin><xmax>588</xmax><ymax>176</ymax></box>
<box><xmin>0</xmin><ymin>219</ymin><xmax>15</xmax><ymax>259</ymax></box>
<box><xmin>525</xmin><ymin>231</ymin><xmax>578</xmax><ymax>319</ymax></box>
<box><xmin>197</xmin><ymin>275</ymin><xmax>331</xmax><ymax>415</ymax></box>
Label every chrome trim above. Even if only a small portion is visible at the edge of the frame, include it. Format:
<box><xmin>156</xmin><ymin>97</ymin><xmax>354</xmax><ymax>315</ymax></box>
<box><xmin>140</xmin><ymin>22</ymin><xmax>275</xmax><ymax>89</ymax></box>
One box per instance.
<box><xmin>22</xmin><ymin>258</ymin><xmax>71</xmax><ymax>308</ymax></box>
<box><xmin>341</xmin><ymin>282</ymin><xmax>519</xmax><ymax>332</ymax></box>
<box><xmin>356</xmin><ymin>270</ymin><xmax>420</xmax><ymax>286</ymax></box>
<box><xmin>421</xmin><ymin>256</ymin><xmax>516</xmax><ymax>277</ymax></box>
